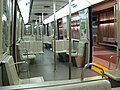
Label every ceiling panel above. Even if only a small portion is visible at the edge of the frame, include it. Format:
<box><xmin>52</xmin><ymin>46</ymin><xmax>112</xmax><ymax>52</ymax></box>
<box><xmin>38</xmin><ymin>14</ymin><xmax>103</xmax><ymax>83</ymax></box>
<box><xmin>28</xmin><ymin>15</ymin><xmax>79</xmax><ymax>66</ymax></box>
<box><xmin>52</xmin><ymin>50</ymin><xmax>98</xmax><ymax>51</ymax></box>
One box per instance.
<box><xmin>29</xmin><ymin>0</ymin><xmax>68</xmax><ymax>23</ymax></box>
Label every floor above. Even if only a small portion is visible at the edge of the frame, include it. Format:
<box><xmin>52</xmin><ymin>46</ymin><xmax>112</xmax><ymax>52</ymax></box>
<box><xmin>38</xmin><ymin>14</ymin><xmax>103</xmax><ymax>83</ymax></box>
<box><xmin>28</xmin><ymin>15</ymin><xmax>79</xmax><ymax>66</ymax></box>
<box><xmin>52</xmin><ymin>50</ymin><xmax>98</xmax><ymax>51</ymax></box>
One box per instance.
<box><xmin>92</xmin><ymin>46</ymin><xmax>116</xmax><ymax>70</ymax></box>
<box><xmin>19</xmin><ymin>49</ymin><xmax>99</xmax><ymax>81</ymax></box>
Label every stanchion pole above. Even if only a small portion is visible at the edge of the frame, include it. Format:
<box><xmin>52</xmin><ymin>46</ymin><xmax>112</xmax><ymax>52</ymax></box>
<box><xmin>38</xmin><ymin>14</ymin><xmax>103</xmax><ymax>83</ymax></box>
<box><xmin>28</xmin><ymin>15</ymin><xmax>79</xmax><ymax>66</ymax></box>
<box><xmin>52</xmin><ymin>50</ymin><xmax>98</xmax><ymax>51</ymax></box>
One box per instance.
<box><xmin>116</xmin><ymin>0</ymin><xmax>120</xmax><ymax>69</ymax></box>
<box><xmin>53</xmin><ymin>0</ymin><xmax>56</xmax><ymax>71</ymax></box>
<box><xmin>68</xmin><ymin>0</ymin><xmax>72</xmax><ymax>80</ymax></box>
<box><xmin>42</xmin><ymin>12</ymin><xmax>44</xmax><ymax>52</ymax></box>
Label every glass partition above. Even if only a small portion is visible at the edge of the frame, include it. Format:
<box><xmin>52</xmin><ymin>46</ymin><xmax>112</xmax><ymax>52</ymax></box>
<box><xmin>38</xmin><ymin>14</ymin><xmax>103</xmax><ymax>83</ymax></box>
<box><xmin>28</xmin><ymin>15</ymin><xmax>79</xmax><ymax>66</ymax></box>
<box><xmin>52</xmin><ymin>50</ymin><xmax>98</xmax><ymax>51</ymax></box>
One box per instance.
<box><xmin>62</xmin><ymin>17</ymin><xmax>67</xmax><ymax>39</ymax></box>
<box><xmin>2</xmin><ymin>0</ymin><xmax>10</xmax><ymax>54</ymax></box>
<box><xmin>33</xmin><ymin>24</ymin><xmax>37</xmax><ymax>35</ymax></box>
<box><xmin>9</xmin><ymin>0</ymin><xmax>13</xmax><ymax>46</ymax></box>
<box><xmin>49</xmin><ymin>23</ymin><xmax>53</xmax><ymax>36</ymax></box>
<box><xmin>16</xmin><ymin>9</ymin><xmax>20</xmax><ymax>41</ymax></box>
<box><xmin>18</xmin><ymin>17</ymin><xmax>22</xmax><ymax>39</ymax></box>
<box><xmin>24</xmin><ymin>24</ymin><xmax>32</xmax><ymax>35</ymax></box>
<box><xmin>0</xmin><ymin>0</ymin><xmax>3</xmax><ymax>63</ymax></box>
<box><xmin>21</xmin><ymin>21</ymin><xmax>25</xmax><ymax>38</ymax></box>
<box><xmin>71</xmin><ymin>12</ymin><xmax>80</xmax><ymax>39</ymax></box>
<box><xmin>79</xmin><ymin>8</ymin><xmax>88</xmax><ymax>41</ymax></box>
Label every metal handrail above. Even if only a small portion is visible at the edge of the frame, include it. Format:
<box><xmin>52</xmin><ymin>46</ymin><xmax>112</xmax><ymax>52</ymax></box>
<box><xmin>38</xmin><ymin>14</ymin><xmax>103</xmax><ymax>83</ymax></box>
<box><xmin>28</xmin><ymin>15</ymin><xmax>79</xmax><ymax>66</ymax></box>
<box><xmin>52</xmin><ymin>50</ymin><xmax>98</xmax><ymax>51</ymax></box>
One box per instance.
<box><xmin>81</xmin><ymin>63</ymin><xmax>105</xmax><ymax>81</ymax></box>
<box><xmin>14</xmin><ymin>61</ymin><xmax>28</xmax><ymax>65</ymax></box>
<box><xmin>108</xmin><ymin>55</ymin><xmax>113</xmax><ymax>70</ymax></box>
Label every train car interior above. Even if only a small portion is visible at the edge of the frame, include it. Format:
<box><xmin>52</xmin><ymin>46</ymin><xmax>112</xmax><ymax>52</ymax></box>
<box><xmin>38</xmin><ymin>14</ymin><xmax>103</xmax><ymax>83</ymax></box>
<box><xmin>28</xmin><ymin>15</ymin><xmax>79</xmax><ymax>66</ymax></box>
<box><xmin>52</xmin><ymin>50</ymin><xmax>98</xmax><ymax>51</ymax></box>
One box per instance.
<box><xmin>0</xmin><ymin>0</ymin><xmax>120</xmax><ymax>90</ymax></box>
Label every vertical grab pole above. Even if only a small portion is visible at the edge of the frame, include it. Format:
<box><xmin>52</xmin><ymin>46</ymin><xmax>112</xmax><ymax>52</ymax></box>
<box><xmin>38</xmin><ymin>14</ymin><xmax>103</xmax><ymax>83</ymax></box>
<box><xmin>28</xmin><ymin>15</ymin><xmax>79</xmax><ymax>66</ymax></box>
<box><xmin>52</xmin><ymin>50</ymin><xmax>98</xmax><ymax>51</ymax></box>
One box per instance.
<box><xmin>113</xmin><ymin>4</ymin><xmax>117</xmax><ymax>69</ymax></box>
<box><xmin>116</xmin><ymin>0</ymin><xmax>120</xmax><ymax>70</ymax></box>
<box><xmin>31</xmin><ymin>24</ymin><xmax>34</xmax><ymax>36</ymax></box>
<box><xmin>36</xmin><ymin>19</ymin><xmax>39</xmax><ymax>40</ymax></box>
<box><xmin>42</xmin><ymin>12</ymin><xmax>44</xmax><ymax>52</ymax></box>
<box><xmin>39</xmin><ymin>15</ymin><xmax>41</xmax><ymax>40</ymax></box>
<box><xmin>12</xmin><ymin>0</ymin><xmax>17</xmax><ymax>62</ymax></box>
<box><xmin>69</xmin><ymin>0</ymin><xmax>72</xmax><ymax>80</ymax></box>
<box><xmin>53</xmin><ymin>0</ymin><xmax>56</xmax><ymax>71</ymax></box>
<box><xmin>114</xmin><ymin>4</ymin><xmax>116</xmax><ymax>39</ymax></box>
<box><xmin>39</xmin><ymin>16</ymin><xmax>40</xmax><ymax>39</ymax></box>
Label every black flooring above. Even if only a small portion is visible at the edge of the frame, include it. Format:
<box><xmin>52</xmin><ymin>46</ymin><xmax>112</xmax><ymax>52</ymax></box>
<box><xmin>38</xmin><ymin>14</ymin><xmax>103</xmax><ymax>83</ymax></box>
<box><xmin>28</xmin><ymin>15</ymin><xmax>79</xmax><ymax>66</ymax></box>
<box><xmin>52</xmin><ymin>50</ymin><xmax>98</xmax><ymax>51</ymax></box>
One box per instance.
<box><xmin>19</xmin><ymin>49</ymin><xmax>99</xmax><ymax>81</ymax></box>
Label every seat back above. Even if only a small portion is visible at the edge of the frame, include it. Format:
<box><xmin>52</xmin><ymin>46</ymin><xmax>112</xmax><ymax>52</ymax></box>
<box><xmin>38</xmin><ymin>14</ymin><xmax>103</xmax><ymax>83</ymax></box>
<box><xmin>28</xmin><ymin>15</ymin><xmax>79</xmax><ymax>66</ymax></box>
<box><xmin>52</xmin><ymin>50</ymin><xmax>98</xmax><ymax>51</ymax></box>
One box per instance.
<box><xmin>53</xmin><ymin>40</ymin><xmax>69</xmax><ymax>53</ymax></box>
<box><xmin>17</xmin><ymin>44</ymin><xmax>26</xmax><ymax>61</ymax></box>
<box><xmin>5</xmin><ymin>56</ymin><xmax>20</xmax><ymax>85</ymax></box>
<box><xmin>77</xmin><ymin>41</ymin><xmax>85</xmax><ymax>56</ymax></box>
<box><xmin>43</xmin><ymin>35</ymin><xmax>49</xmax><ymax>43</ymax></box>
<box><xmin>53</xmin><ymin>40</ymin><xmax>64</xmax><ymax>52</ymax></box>
<box><xmin>63</xmin><ymin>40</ymin><xmax>69</xmax><ymax>51</ymax></box>
<box><xmin>20</xmin><ymin>41</ymin><xmax>30</xmax><ymax>53</ymax></box>
<box><xmin>30</xmin><ymin>41</ymin><xmax>43</xmax><ymax>53</ymax></box>
<box><xmin>19</xmin><ymin>41</ymin><xmax>43</xmax><ymax>54</ymax></box>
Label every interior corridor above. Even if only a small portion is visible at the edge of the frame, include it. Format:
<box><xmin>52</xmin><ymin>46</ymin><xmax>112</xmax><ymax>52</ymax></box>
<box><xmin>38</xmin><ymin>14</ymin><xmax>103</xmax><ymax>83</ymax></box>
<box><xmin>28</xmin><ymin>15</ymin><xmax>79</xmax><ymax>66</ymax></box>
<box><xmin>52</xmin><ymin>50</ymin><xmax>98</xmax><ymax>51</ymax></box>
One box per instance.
<box><xmin>19</xmin><ymin>49</ymin><xmax>99</xmax><ymax>81</ymax></box>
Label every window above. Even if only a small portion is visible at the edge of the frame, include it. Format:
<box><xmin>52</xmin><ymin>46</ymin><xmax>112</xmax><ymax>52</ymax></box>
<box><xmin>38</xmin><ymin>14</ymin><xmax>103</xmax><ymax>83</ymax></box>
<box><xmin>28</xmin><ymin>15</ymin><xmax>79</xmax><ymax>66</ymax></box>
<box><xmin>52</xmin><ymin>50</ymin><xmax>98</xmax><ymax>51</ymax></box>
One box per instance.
<box><xmin>2</xmin><ymin>0</ymin><xmax>9</xmax><ymax>54</ymax></box>
<box><xmin>24</xmin><ymin>24</ymin><xmax>32</xmax><ymax>35</ymax></box>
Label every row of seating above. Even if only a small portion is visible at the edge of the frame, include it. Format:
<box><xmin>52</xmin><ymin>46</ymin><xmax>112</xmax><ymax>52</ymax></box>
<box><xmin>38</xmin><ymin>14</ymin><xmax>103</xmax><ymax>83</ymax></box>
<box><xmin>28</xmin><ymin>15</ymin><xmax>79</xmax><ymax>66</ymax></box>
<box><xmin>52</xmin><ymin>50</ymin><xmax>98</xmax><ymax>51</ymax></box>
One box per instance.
<box><xmin>43</xmin><ymin>35</ymin><xmax>53</xmax><ymax>44</ymax></box>
<box><xmin>53</xmin><ymin>40</ymin><xmax>85</xmax><ymax>57</ymax></box>
<box><xmin>18</xmin><ymin>41</ymin><xmax>43</xmax><ymax>55</ymax></box>
<box><xmin>52</xmin><ymin>40</ymin><xmax>69</xmax><ymax>53</ymax></box>
<box><xmin>16</xmin><ymin>41</ymin><xmax>43</xmax><ymax>62</ymax></box>
<box><xmin>16</xmin><ymin>40</ymin><xmax>44</xmax><ymax>73</ymax></box>
<box><xmin>23</xmin><ymin>34</ymin><xmax>53</xmax><ymax>41</ymax></box>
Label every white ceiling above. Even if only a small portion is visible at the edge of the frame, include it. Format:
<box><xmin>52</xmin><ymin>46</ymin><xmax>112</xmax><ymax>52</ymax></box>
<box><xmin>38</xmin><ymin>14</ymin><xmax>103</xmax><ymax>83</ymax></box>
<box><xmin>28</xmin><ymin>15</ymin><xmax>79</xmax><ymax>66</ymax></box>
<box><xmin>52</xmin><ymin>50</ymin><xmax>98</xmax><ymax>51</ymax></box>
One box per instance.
<box><xmin>30</xmin><ymin>0</ymin><xmax>68</xmax><ymax>23</ymax></box>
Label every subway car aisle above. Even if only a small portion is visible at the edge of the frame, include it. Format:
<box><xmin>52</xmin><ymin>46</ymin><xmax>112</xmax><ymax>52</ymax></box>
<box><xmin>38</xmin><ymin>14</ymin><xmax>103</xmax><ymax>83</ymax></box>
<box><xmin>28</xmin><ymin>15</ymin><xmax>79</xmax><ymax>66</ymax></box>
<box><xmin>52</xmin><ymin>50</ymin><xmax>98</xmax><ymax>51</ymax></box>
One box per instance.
<box><xmin>19</xmin><ymin>49</ymin><xmax>99</xmax><ymax>81</ymax></box>
<box><xmin>1</xmin><ymin>0</ymin><xmax>120</xmax><ymax>89</ymax></box>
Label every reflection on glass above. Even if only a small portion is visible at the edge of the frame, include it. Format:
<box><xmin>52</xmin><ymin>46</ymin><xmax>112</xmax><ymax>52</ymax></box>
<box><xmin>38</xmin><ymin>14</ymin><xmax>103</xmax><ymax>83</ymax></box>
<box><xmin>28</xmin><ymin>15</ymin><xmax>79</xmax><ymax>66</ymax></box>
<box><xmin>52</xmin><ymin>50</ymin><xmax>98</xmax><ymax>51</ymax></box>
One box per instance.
<box><xmin>25</xmin><ymin>25</ymin><xmax>32</xmax><ymax>35</ymax></box>
<box><xmin>79</xmin><ymin>8</ymin><xmax>88</xmax><ymax>41</ymax></box>
<box><xmin>16</xmin><ymin>10</ymin><xmax>20</xmax><ymax>41</ymax></box>
<box><xmin>71</xmin><ymin>13</ymin><xmax>80</xmax><ymax>39</ymax></box>
<box><xmin>33</xmin><ymin>25</ymin><xmax>37</xmax><ymax>35</ymax></box>
<box><xmin>2</xmin><ymin>0</ymin><xmax>9</xmax><ymax>53</ymax></box>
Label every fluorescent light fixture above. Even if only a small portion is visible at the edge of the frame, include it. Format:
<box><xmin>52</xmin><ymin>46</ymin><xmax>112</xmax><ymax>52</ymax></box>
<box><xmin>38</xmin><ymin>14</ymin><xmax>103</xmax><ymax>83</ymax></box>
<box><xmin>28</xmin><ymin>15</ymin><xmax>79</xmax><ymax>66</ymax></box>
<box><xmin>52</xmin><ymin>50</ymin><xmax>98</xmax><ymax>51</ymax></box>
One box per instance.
<box><xmin>43</xmin><ymin>0</ymin><xmax>105</xmax><ymax>24</ymax></box>
<box><xmin>18</xmin><ymin>0</ymin><xmax>30</xmax><ymax>24</ymax></box>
